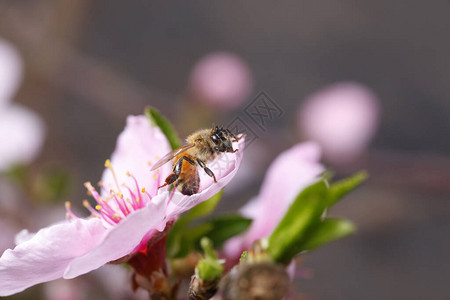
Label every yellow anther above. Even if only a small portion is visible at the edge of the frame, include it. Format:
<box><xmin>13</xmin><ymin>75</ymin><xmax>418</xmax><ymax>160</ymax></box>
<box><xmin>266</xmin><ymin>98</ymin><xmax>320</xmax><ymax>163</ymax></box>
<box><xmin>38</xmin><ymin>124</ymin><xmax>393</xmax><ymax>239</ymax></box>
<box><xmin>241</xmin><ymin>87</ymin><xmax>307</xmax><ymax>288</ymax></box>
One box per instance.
<box><xmin>113</xmin><ymin>213</ymin><xmax>120</xmax><ymax>220</ymax></box>
<box><xmin>155</xmin><ymin>156</ymin><xmax>160</xmax><ymax>160</ymax></box>
<box><xmin>141</xmin><ymin>188</ymin><xmax>146</xmax><ymax>193</ymax></box>
<box><xmin>82</xmin><ymin>200</ymin><xmax>91</xmax><ymax>208</ymax></box>
<box><xmin>104</xmin><ymin>159</ymin><xmax>112</xmax><ymax>168</ymax></box>
<box><xmin>65</xmin><ymin>201</ymin><xmax>71</xmax><ymax>209</ymax></box>
<box><xmin>84</xmin><ymin>182</ymin><xmax>94</xmax><ymax>190</ymax></box>
<box><xmin>152</xmin><ymin>174</ymin><xmax>157</xmax><ymax>180</ymax></box>
<box><xmin>136</xmin><ymin>198</ymin><xmax>140</xmax><ymax>203</ymax></box>
<box><xmin>126</xmin><ymin>171</ymin><xmax>131</xmax><ymax>177</ymax></box>
<box><xmin>147</xmin><ymin>161</ymin><xmax>152</xmax><ymax>166</ymax></box>
<box><xmin>116</xmin><ymin>193</ymin><xmax>123</xmax><ymax>198</ymax></box>
<box><xmin>97</xmin><ymin>181</ymin><xmax>103</xmax><ymax>187</ymax></box>
<box><xmin>104</xmin><ymin>159</ymin><xmax>122</xmax><ymax>194</ymax></box>
<box><xmin>66</xmin><ymin>212</ymin><xmax>71</xmax><ymax>218</ymax></box>
<box><xmin>95</xmin><ymin>205</ymin><xmax>102</xmax><ymax>210</ymax></box>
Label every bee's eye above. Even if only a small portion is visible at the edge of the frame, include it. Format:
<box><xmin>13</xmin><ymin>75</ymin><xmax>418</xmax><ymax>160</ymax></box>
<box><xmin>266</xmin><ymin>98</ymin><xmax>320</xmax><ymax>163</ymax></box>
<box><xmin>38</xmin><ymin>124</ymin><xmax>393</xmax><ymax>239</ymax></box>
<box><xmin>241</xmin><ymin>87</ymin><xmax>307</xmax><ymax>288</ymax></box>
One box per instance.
<box><xmin>211</xmin><ymin>134</ymin><xmax>219</xmax><ymax>144</ymax></box>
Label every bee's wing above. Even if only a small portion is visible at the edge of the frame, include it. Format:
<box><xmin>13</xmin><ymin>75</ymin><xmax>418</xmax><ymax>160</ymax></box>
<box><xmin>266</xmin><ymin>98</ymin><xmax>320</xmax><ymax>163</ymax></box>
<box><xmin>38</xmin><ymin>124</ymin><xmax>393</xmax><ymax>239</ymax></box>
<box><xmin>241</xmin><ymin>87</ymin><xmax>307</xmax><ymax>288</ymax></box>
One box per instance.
<box><xmin>150</xmin><ymin>143</ymin><xmax>196</xmax><ymax>171</ymax></box>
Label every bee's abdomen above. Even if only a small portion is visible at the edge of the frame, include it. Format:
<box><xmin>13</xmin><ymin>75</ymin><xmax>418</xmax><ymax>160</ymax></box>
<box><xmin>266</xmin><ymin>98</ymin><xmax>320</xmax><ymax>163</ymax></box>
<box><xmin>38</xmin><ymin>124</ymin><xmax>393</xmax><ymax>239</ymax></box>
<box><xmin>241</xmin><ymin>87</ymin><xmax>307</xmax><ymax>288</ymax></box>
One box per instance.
<box><xmin>177</xmin><ymin>169</ymin><xmax>200</xmax><ymax>195</ymax></box>
<box><xmin>180</xmin><ymin>182</ymin><xmax>199</xmax><ymax>195</ymax></box>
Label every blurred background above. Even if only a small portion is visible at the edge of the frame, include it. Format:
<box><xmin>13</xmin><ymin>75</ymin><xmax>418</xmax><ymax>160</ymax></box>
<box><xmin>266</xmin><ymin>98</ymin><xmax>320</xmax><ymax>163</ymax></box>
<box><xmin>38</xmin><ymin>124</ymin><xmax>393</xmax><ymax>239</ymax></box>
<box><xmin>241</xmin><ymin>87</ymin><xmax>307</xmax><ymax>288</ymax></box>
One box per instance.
<box><xmin>0</xmin><ymin>1</ymin><xmax>449</xmax><ymax>299</ymax></box>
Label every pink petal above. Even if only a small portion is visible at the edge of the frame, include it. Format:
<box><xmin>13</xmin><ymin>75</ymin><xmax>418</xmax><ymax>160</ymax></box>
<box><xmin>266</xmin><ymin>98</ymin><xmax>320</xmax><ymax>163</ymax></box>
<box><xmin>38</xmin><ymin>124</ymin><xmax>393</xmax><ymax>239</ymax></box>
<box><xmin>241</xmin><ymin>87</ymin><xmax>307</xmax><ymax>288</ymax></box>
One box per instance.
<box><xmin>63</xmin><ymin>200</ymin><xmax>167</xmax><ymax>279</ymax></box>
<box><xmin>224</xmin><ymin>142</ymin><xmax>324</xmax><ymax>260</ymax></box>
<box><xmin>100</xmin><ymin>115</ymin><xmax>172</xmax><ymax>197</ymax></box>
<box><xmin>0</xmin><ymin>218</ymin><xmax>106</xmax><ymax>297</ymax></box>
<box><xmin>0</xmin><ymin>38</ymin><xmax>23</xmax><ymax>106</ymax></box>
<box><xmin>0</xmin><ymin>104</ymin><xmax>46</xmax><ymax>171</ymax></box>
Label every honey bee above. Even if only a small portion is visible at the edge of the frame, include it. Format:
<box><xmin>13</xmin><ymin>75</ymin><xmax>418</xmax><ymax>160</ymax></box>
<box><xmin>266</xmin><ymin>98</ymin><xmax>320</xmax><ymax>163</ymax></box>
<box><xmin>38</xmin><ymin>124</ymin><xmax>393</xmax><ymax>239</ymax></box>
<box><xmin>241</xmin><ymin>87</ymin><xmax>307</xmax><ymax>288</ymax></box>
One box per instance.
<box><xmin>151</xmin><ymin>126</ymin><xmax>242</xmax><ymax>195</ymax></box>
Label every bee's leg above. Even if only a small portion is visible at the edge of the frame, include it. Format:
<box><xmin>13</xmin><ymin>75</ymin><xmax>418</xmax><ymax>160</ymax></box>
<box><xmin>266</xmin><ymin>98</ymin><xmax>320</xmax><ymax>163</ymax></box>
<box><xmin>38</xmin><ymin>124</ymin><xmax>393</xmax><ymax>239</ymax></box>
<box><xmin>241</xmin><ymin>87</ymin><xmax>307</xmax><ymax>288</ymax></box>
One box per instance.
<box><xmin>196</xmin><ymin>158</ymin><xmax>217</xmax><ymax>183</ymax></box>
<box><xmin>158</xmin><ymin>156</ymin><xmax>186</xmax><ymax>190</ymax></box>
<box><xmin>181</xmin><ymin>156</ymin><xmax>196</xmax><ymax>166</ymax></box>
<box><xmin>158</xmin><ymin>173</ymin><xmax>178</xmax><ymax>189</ymax></box>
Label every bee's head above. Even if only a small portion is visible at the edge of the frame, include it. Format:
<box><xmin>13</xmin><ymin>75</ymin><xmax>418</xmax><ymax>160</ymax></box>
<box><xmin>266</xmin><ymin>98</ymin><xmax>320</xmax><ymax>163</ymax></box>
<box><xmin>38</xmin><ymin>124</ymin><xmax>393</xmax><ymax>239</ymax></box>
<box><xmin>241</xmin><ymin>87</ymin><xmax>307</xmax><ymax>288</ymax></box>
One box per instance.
<box><xmin>210</xmin><ymin>126</ymin><xmax>238</xmax><ymax>153</ymax></box>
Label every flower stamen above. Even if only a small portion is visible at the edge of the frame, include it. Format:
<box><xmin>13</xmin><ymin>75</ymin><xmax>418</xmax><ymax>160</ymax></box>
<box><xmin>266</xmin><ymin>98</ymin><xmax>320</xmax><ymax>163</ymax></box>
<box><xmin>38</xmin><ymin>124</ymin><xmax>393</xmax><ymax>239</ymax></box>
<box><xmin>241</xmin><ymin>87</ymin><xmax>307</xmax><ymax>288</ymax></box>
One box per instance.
<box><xmin>65</xmin><ymin>201</ymin><xmax>79</xmax><ymax>221</ymax></box>
<box><xmin>105</xmin><ymin>159</ymin><xmax>122</xmax><ymax>194</ymax></box>
<box><xmin>76</xmin><ymin>160</ymin><xmax>161</xmax><ymax>227</ymax></box>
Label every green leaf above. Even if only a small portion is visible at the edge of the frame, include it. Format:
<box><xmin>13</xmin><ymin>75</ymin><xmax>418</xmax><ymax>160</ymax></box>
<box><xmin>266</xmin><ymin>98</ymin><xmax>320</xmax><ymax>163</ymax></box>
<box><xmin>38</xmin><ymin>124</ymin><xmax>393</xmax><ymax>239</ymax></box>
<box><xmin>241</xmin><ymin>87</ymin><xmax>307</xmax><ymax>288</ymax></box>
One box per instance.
<box><xmin>295</xmin><ymin>218</ymin><xmax>356</xmax><ymax>252</ymax></box>
<box><xmin>145</xmin><ymin>106</ymin><xmax>181</xmax><ymax>150</ymax></box>
<box><xmin>166</xmin><ymin>191</ymin><xmax>223</xmax><ymax>258</ymax></box>
<box><xmin>199</xmin><ymin>214</ymin><xmax>252</xmax><ymax>249</ymax></box>
<box><xmin>167</xmin><ymin>223</ymin><xmax>213</xmax><ymax>258</ymax></box>
<box><xmin>268</xmin><ymin>180</ymin><xmax>328</xmax><ymax>264</ymax></box>
<box><xmin>327</xmin><ymin>171</ymin><xmax>368</xmax><ymax>207</ymax></box>
<box><xmin>181</xmin><ymin>190</ymin><xmax>223</xmax><ymax>225</ymax></box>
<box><xmin>196</xmin><ymin>238</ymin><xmax>223</xmax><ymax>281</ymax></box>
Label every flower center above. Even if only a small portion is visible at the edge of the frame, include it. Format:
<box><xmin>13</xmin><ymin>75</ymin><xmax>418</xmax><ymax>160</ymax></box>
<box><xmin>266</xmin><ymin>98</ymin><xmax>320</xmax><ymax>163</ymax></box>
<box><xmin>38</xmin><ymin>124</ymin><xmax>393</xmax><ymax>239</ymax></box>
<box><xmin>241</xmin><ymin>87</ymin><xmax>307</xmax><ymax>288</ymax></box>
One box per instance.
<box><xmin>65</xmin><ymin>159</ymin><xmax>162</xmax><ymax>226</ymax></box>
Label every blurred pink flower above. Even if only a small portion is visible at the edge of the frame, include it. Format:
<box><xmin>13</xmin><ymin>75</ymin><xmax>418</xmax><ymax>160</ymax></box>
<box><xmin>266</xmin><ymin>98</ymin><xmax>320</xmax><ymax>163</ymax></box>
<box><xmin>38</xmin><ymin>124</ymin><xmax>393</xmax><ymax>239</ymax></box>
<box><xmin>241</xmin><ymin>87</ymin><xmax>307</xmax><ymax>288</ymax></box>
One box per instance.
<box><xmin>223</xmin><ymin>142</ymin><xmax>324</xmax><ymax>261</ymax></box>
<box><xmin>297</xmin><ymin>82</ymin><xmax>380</xmax><ymax>165</ymax></box>
<box><xmin>0</xmin><ymin>115</ymin><xmax>245</xmax><ymax>296</ymax></box>
<box><xmin>0</xmin><ymin>104</ymin><xmax>46</xmax><ymax>171</ymax></box>
<box><xmin>0</xmin><ymin>38</ymin><xmax>45</xmax><ymax>171</ymax></box>
<box><xmin>0</xmin><ymin>38</ymin><xmax>22</xmax><ymax>106</ymax></box>
<box><xmin>0</xmin><ymin>219</ymin><xmax>19</xmax><ymax>255</ymax></box>
<box><xmin>44</xmin><ymin>279</ymin><xmax>82</xmax><ymax>300</ymax></box>
<box><xmin>93</xmin><ymin>265</ymin><xmax>149</xmax><ymax>300</ymax></box>
<box><xmin>189</xmin><ymin>52</ymin><xmax>252</xmax><ymax>109</ymax></box>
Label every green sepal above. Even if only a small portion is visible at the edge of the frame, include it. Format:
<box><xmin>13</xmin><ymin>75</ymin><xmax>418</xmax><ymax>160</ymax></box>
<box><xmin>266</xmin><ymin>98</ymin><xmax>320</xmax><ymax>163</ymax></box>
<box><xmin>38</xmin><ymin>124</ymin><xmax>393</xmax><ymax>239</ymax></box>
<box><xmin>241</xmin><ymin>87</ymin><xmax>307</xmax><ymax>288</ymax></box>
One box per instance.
<box><xmin>327</xmin><ymin>171</ymin><xmax>368</xmax><ymax>207</ymax></box>
<box><xmin>268</xmin><ymin>180</ymin><xmax>328</xmax><ymax>263</ymax></box>
<box><xmin>145</xmin><ymin>106</ymin><xmax>181</xmax><ymax>150</ymax></box>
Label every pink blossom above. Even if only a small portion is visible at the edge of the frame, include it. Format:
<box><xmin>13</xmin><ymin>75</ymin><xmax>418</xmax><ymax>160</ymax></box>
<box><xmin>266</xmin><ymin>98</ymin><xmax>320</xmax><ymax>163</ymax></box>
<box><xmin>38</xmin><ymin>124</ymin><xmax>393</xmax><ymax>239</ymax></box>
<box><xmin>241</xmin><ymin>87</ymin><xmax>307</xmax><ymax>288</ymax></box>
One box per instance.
<box><xmin>297</xmin><ymin>82</ymin><xmax>380</xmax><ymax>164</ymax></box>
<box><xmin>0</xmin><ymin>104</ymin><xmax>46</xmax><ymax>171</ymax></box>
<box><xmin>44</xmin><ymin>279</ymin><xmax>82</xmax><ymax>300</ymax></box>
<box><xmin>0</xmin><ymin>38</ymin><xmax>22</xmax><ymax>106</ymax></box>
<box><xmin>93</xmin><ymin>265</ymin><xmax>149</xmax><ymax>300</ymax></box>
<box><xmin>0</xmin><ymin>38</ymin><xmax>45</xmax><ymax>171</ymax></box>
<box><xmin>189</xmin><ymin>52</ymin><xmax>252</xmax><ymax>109</ymax></box>
<box><xmin>0</xmin><ymin>219</ymin><xmax>19</xmax><ymax>255</ymax></box>
<box><xmin>223</xmin><ymin>142</ymin><xmax>324</xmax><ymax>261</ymax></box>
<box><xmin>0</xmin><ymin>115</ymin><xmax>245</xmax><ymax>296</ymax></box>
